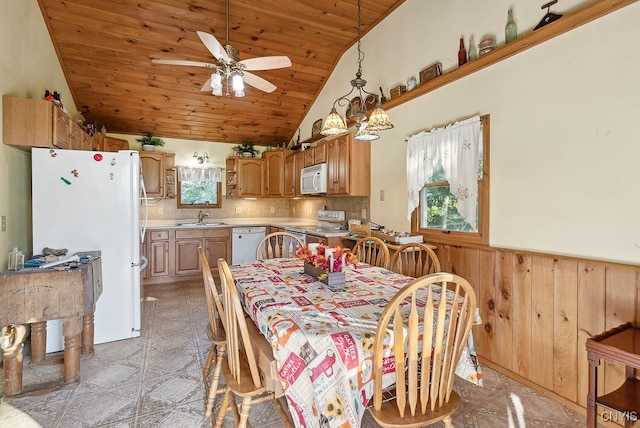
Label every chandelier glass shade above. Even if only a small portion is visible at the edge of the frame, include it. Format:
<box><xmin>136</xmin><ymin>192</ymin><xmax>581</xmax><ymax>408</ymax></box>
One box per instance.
<box><xmin>321</xmin><ymin>0</ymin><xmax>393</xmax><ymax>140</ymax></box>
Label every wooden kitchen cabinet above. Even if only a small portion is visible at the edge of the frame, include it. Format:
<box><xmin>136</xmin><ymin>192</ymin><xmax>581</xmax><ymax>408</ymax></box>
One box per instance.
<box><xmin>174</xmin><ymin>228</ymin><xmax>231</xmax><ymax>277</ymax></box>
<box><xmin>2</xmin><ymin>95</ymin><xmax>79</xmax><ymax>150</ymax></box>
<box><xmin>226</xmin><ymin>157</ymin><xmax>264</xmax><ymax>198</ymax></box>
<box><xmin>141</xmin><ymin>152</ymin><xmax>174</xmax><ymax>198</ymax></box>
<box><xmin>144</xmin><ymin>227</ymin><xmax>231</xmax><ymax>285</ymax></box>
<box><xmin>101</xmin><ymin>136</ymin><xmax>129</xmax><ymax>152</ymax></box>
<box><xmin>326</xmin><ymin>133</ymin><xmax>370</xmax><ymax>196</ymax></box>
<box><xmin>265</xmin><ymin>150</ymin><xmax>286</xmax><ymax>197</ymax></box>
<box><xmin>284</xmin><ymin>151</ymin><xmax>300</xmax><ymax>197</ymax></box>
<box><xmin>148</xmin><ymin>229</ymin><xmax>170</xmax><ymax>278</ymax></box>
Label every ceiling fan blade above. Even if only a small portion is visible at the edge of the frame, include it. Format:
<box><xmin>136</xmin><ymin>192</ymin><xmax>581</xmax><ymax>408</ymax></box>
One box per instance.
<box><xmin>152</xmin><ymin>59</ymin><xmax>215</xmax><ymax>68</ymax></box>
<box><xmin>239</xmin><ymin>56</ymin><xmax>292</xmax><ymax>71</ymax></box>
<box><xmin>243</xmin><ymin>72</ymin><xmax>277</xmax><ymax>93</ymax></box>
<box><xmin>197</xmin><ymin>31</ymin><xmax>230</xmax><ymax>62</ymax></box>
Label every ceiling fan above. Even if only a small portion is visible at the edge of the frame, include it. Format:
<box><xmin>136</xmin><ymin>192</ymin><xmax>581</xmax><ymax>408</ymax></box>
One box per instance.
<box><xmin>152</xmin><ymin>0</ymin><xmax>291</xmax><ymax>96</ymax></box>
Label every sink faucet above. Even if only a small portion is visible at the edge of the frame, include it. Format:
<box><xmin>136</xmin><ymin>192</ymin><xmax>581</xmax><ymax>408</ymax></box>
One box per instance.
<box><xmin>198</xmin><ymin>211</ymin><xmax>210</xmax><ymax>224</ymax></box>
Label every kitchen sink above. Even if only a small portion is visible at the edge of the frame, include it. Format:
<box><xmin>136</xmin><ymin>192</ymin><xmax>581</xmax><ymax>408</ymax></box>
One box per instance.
<box><xmin>175</xmin><ymin>221</ymin><xmax>227</xmax><ymax>227</ymax></box>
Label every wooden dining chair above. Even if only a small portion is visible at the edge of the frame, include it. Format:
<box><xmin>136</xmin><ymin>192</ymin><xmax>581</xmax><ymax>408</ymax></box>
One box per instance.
<box><xmin>198</xmin><ymin>246</ymin><xmax>227</xmax><ymax>418</ymax></box>
<box><xmin>368</xmin><ymin>272</ymin><xmax>477</xmax><ymax>428</ymax></box>
<box><xmin>389</xmin><ymin>242</ymin><xmax>441</xmax><ymax>278</ymax></box>
<box><xmin>216</xmin><ymin>258</ymin><xmax>291</xmax><ymax>428</ymax></box>
<box><xmin>352</xmin><ymin>236</ymin><xmax>390</xmax><ymax>269</ymax></box>
<box><xmin>255</xmin><ymin>231</ymin><xmax>304</xmax><ymax>260</ymax></box>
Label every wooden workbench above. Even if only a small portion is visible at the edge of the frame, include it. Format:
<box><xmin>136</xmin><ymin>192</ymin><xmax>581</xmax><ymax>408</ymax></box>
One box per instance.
<box><xmin>0</xmin><ymin>258</ymin><xmax>102</xmax><ymax>399</ymax></box>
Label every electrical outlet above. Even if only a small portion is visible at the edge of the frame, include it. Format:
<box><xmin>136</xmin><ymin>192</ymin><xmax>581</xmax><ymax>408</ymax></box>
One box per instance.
<box><xmin>293</xmin><ymin>206</ymin><xmax>296</xmax><ymax>214</ymax></box>
<box><xmin>270</xmin><ymin>206</ymin><xmax>276</xmax><ymax>214</ymax></box>
<box><xmin>307</xmin><ymin>206</ymin><xmax>313</xmax><ymax>214</ymax></box>
<box><xmin>380</xmin><ymin>190</ymin><xmax>385</xmax><ymax>201</ymax></box>
<box><xmin>1</xmin><ymin>216</ymin><xmax>5</xmax><ymax>232</ymax></box>
<box><xmin>235</xmin><ymin>206</ymin><xmax>243</xmax><ymax>214</ymax></box>
<box><xmin>361</xmin><ymin>208</ymin><xmax>367</xmax><ymax>219</ymax></box>
<box><xmin>159</xmin><ymin>207</ymin><xmax>165</xmax><ymax>215</ymax></box>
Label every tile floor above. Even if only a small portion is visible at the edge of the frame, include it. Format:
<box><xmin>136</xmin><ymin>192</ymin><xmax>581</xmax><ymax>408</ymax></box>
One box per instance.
<box><xmin>0</xmin><ymin>278</ymin><xmax>588</xmax><ymax>427</ymax></box>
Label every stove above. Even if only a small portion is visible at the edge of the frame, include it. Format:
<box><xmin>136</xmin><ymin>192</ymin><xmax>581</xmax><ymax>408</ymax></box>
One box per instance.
<box><xmin>284</xmin><ymin>210</ymin><xmax>347</xmax><ymax>239</ymax></box>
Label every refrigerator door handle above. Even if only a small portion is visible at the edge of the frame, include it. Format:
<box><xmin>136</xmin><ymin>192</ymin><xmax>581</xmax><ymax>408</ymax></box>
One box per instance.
<box><xmin>133</xmin><ymin>256</ymin><xmax>148</xmax><ymax>270</ymax></box>
<box><xmin>140</xmin><ymin>174</ymin><xmax>148</xmax><ymax>243</ymax></box>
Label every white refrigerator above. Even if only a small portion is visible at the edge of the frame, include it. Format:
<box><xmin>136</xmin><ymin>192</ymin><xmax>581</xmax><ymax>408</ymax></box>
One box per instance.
<box><xmin>32</xmin><ymin>147</ymin><xmax>146</xmax><ymax>352</ymax></box>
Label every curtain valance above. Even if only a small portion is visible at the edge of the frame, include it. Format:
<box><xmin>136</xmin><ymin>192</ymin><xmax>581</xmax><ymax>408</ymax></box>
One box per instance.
<box><xmin>177</xmin><ymin>166</ymin><xmax>223</xmax><ymax>183</ymax></box>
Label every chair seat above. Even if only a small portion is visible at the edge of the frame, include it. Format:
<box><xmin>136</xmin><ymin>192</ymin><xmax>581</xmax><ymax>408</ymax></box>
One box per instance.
<box><xmin>368</xmin><ymin>391</ymin><xmax>461</xmax><ymax>428</ymax></box>
<box><xmin>221</xmin><ymin>354</ymin><xmax>268</xmax><ymax>397</ymax></box>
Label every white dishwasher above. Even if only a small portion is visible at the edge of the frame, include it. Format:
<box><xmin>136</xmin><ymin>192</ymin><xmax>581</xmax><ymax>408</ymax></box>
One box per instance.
<box><xmin>232</xmin><ymin>226</ymin><xmax>266</xmax><ymax>264</ymax></box>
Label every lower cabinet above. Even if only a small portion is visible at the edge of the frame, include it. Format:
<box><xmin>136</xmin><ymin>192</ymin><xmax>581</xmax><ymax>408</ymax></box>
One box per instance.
<box><xmin>144</xmin><ymin>227</ymin><xmax>231</xmax><ymax>284</ymax></box>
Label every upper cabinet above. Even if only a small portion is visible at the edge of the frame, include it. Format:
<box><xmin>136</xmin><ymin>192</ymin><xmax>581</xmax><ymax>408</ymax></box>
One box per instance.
<box><xmin>265</xmin><ymin>150</ymin><xmax>287</xmax><ymax>197</ymax></box>
<box><xmin>226</xmin><ymin>157</ymin><xmax>264</xmax><ymax>198</ymax></box>
<box><xmin>3</xmin><ymin>95</ymin><xmax>78</xmax><ymax>150</ymax></box>
<box><xmin>141</xmin><ymin>152</ymin><xmax>175</xmax><ymax>198</ymax></box>
<box><xmin>2</xmin><ymin>96</ymin><xmax>129</xmax><ymax>153</ymax></box>
<box><xmin>326</xmin><ymin>133</ymin><xmax>370</xmax><ymax>196</ymax></box>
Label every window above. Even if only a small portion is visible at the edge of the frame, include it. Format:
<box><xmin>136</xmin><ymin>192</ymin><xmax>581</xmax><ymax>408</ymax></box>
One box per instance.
<box><xmin>176</xmin><ymin>166</ymin><xmax>223</xmax><ymax>209</ymax></box>
<box><xmin>412</xmin><ymin>115</ymin><xmax>489</xmax><ymax>245</ymax></box>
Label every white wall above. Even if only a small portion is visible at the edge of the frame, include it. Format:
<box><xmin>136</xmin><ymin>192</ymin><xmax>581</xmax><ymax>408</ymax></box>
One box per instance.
<box><xmin>0</xmin><ymin>0</ymin><xmax>77</xmax><ymax>264</ymax></box>
<box><xmin>300</xmin><ymin>0</ymin><xmax>640</xmax><ymax>265</ymax></box>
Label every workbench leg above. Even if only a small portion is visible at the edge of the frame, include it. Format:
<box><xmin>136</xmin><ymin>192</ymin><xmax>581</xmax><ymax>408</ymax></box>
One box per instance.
<box><xmin>81</xmin><ymin>308</ymin><xmax>95</xmax><ymax>357</ymax></box>
<box><xmin>3</xmin><ymin>325</ymin><xmax>26</xmax><ymax>397</ymax></box>
<box><xmin>29</xmin><ymin>321</ymin><xmax>47</xmax><ymax>365</ymax></box>
<box><xmin>63</xmin><ymin>317</ymin><xmax>81</xmax><ymax>383</ymax></box>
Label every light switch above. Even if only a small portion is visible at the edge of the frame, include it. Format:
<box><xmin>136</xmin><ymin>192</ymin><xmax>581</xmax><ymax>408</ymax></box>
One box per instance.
<box><xmin>236</xmin><ymin>207</ymin><xmax>243</xmax><ymax>214</ymax></box>
<box><xmin>1</xmin><ymin>216</ymin><xmax>5</xmax><ymax>232</ymax></box>
<box><xmin>270</xmin><ymin>206</ymin><xmax>276</xmax><ymax>214</ymax></box>
<box><xmin>380</xmin><ymin>190</ymin><xmax>385</xmax><ymax>201</ymax></box>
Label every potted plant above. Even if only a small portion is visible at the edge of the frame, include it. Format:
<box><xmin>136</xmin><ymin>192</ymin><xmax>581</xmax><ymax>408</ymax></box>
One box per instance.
<box><xmin>137</xmin><ymin>132</ymin><xmax>165</xmax><ymax>152</ymax></box>
<box><xmin>233</xmin><ymin>141</ymin><xmax>259</xmax><ymax>158</ymax></box>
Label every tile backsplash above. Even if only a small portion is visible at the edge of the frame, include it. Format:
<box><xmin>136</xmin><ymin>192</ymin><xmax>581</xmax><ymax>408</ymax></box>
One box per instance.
<box><xmin>144</xmin><ymin>196</ymin><xmax>370</xmax><ymax>224</ymax></box>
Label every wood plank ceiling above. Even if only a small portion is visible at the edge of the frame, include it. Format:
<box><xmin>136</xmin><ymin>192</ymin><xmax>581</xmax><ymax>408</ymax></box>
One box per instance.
<box><xmin>37</xmin><ymin>0</ymin><xmax>404</xmax><ymax>146</ymax></box>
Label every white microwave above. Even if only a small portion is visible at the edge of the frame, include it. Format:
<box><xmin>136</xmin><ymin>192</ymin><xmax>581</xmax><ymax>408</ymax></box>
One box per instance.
<box><xmin>300</xmin><ymin>163</ymin><xmax>327</xmax><ymax>194</ymax></box>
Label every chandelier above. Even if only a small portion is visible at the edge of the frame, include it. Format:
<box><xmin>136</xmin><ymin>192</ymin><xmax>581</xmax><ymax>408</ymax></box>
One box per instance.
<box><xmin>320</xmin><ymin>0</ymin><xmax>394</xmax><ymax>141</ymax></box>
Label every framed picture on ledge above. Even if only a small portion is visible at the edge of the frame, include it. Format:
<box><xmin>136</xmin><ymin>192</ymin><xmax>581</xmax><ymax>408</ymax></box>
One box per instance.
<box><xmin>312</xmin><ymin>119</ymin><xmax>323</xmax><ymax>137</ymax></box>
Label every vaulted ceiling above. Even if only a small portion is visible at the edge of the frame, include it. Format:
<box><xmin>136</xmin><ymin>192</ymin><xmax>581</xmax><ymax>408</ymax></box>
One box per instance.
<box><xmin>37</xmin><ymin>0</ymin><xmax>405</xmax><ymax>145</ymax></box>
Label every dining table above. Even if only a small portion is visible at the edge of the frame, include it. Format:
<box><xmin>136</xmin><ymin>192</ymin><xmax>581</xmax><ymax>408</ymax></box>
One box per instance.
<box><xmin>228</xmin><ymin>257</ymin><xmax>482</xmax><ymax>428</ymax></box>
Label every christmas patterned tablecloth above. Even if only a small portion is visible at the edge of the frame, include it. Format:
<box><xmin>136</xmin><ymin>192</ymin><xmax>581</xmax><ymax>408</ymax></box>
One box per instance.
<box><xmin>229</xmin><ymin>258</ymin><xmax>482</xmax><ymax>428</ymax></box>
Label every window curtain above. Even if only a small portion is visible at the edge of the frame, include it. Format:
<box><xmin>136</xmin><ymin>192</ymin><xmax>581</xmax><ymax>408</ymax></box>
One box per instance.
<box><xmin>406</xmin><ymin>115</ymin><xmax>481</xmax><ymax>227</ymax></box>
<box><xmin>177</xmin><ymin>166</ymin><xmax>223</xmax><ymax>183</ymax></box>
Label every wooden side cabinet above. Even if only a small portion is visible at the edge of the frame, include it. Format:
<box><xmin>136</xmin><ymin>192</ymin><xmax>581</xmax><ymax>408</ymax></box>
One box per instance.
<box><xmin>140</xmin><ymin>152</ymin><xmax>174</xmax><ymax>198</ymax></box>
<box><xmin>326</xmin><ymin>133</ymin><xmax>371</xmax><ymax>196</ymax></box>
<box><xmin>147</xmin><ymin>230</ymin><xmax>170</xmax><ymax>278</ymax></box>
<box><xmin>586</xmin><ymin>322</ymin><xmax>640</xmax><ymax>428</ymax></box>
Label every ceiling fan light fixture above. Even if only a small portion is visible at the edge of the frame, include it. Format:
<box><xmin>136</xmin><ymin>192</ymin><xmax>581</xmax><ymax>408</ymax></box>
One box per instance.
<box><xmin>211</xmin><ymin>72</ymin><xmax>223</xmax><ymax>96</ymax></box>
<box><xmin>321</xmin><ymin>108</ymin><xmax>348</xmax><ymax>136</ymax></box>
<box><xmin>232</xmin><ymin>73</ymin><xmax>244</xmax><ymax>91</ymax></box>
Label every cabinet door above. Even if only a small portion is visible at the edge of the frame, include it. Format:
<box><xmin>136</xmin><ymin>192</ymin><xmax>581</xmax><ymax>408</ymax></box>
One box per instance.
<box><xmin>103</xmin><ymin>136</ymin><xmax>128</xmax><ymax>152</ymax></box>
<box><xmin>304</xmin><ymin>149</ymin><xmax>315</xmax><ymax>167</ymax></box>
<box><xmin>313</xmin><ymin>143</ymin><xmax>327</xmax><ymax>164</ymax></box>
<box><xmin>294</xmin><ymin>151</ymin><xmax>304</xmax><ymax>197</ymax></box>
<box><xmin>140</xmin><ymin>153</ymin><xmax>164</xmax><ymax>197</ymax></box>
<box><xmin>175</xmin><ymin>239</ymin><xmax>202</xmax><ymax>275</ymax></box>
<box><xmin>237</xmin><ymin>158</ymin><xmax>264</xmax><ymax>197</ymax></box>
<box><xmin>326</xmin><ymin>136</ymin><xmax>349</xmax><ymax>195</ymax></box>
<box><xmin>53</xmin><ymin>108</ymin><xmax>70</xmax><ymax>149</ymax></box>
<box><xmin>284</xmin><ymin>152</ymin><xmax>297</xmax><ymax>197</ymax></box>
<box><xmin>265</xmin><ymin>151</ymin><xmax>285</xmax><ymax>197</ymax></box>
<box><xmin>69</xmin><ymin>121</ymin><xmax>83</xmax><ymax>150</ymax></box>
<box><xmin>149</xmin><ymin>240</ymin><xmax>170</xmax><ymax>277</ymax></box>
<box><xmin>203</xmin><ymin>237</ymin><xmax>230</xmax><ymax>274</ymax></box>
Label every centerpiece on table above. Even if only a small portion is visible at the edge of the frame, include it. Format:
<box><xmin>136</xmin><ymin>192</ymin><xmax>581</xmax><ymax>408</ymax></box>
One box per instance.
<box><xmin>296</xmin><ymin>244</ymin><xmax>358</xmax><ymax>290</ymax></box>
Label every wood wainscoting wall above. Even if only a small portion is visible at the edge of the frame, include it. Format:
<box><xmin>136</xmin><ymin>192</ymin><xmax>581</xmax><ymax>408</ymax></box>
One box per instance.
<box><xmin>434</xmin><ymin>244</ymin><xmax>639</xmax><ymax>420</ymax></box>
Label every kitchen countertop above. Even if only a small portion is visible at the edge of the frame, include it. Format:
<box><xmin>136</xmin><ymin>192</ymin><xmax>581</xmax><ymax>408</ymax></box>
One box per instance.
<box><xmin>143</xmin><ymin>218</ymin><xmax>349</xmax><ymax>238</ymax></box>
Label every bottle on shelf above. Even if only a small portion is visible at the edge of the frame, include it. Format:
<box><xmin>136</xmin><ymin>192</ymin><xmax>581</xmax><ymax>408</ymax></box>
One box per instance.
<box><xmin>468</xmin><ymin>36</ymin><xmax>477</xmax><ymax>61</ymax></box>
<box><xmin>505</xmin><ymin>8</ymin><xmax>517</xmax><ymax>43</ymax></box>
<box><xmin>458</xmin><ymin>37</ymin><xmax>467</xmax><ymax>66</ymax></box>
<box><xmin>8</xmin><ymin>247</ymin><xmax>24</xmax><ymax>271</ymax></box>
